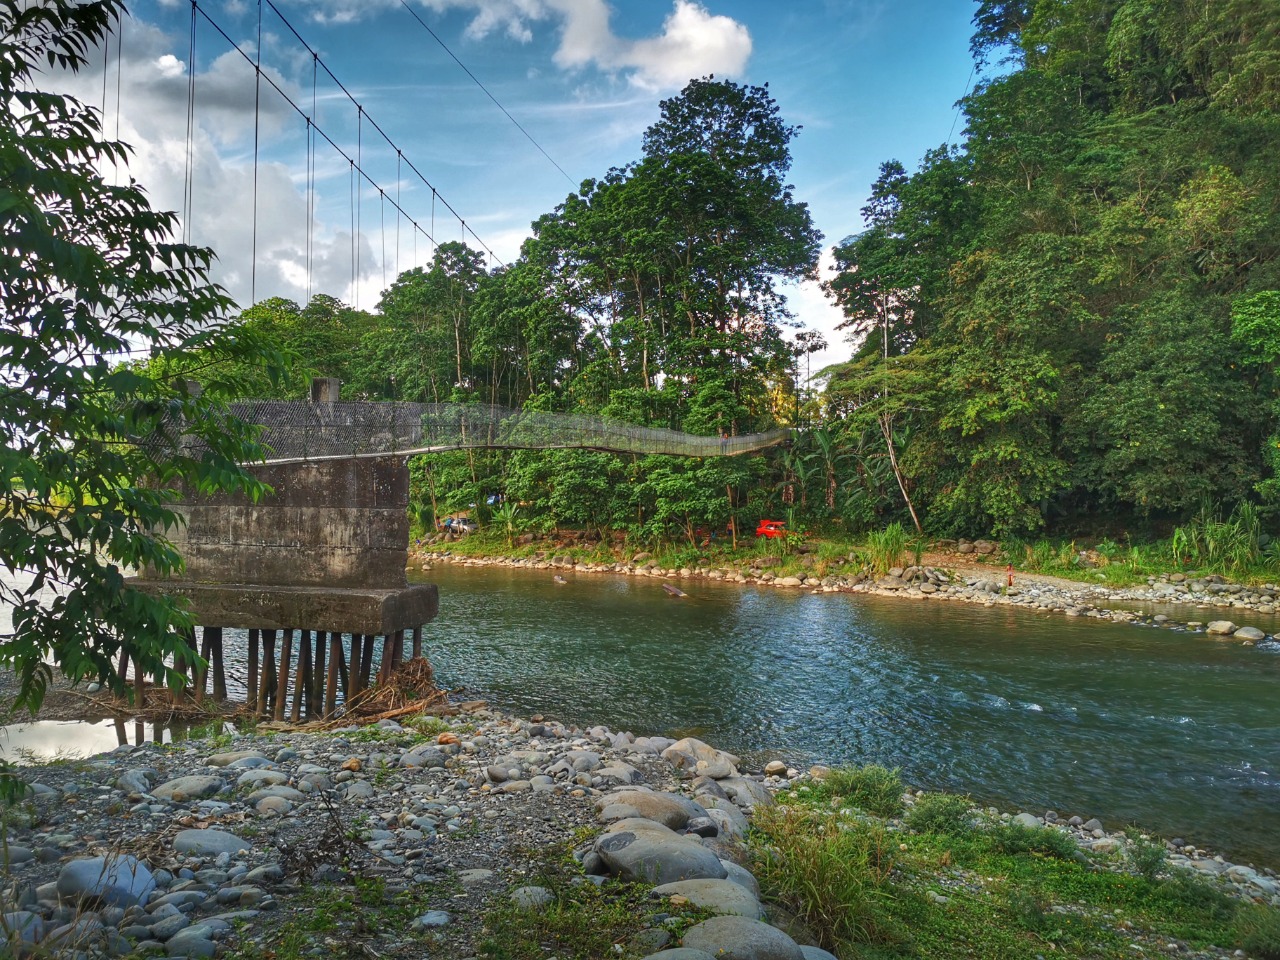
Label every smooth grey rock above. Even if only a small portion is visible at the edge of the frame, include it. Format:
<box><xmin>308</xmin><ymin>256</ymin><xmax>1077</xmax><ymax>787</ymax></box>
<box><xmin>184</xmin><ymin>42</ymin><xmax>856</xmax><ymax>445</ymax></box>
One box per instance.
<box><xmin>662</xmin><ymin>738</ymin><xmax>741</xmax><ymax>779</ymax></box>
<box><xmin>2</xmin><ymin>910</ymin><xmax>42</xmax><ymax>945</ymax></box>
<box><xmin>654</xmin><ymin>878</ymin><xmax>764</xmax><ymax>918</ymax></box>
<box><xmin>150</xmin><ymin>912</ymin><xmax>191</xmax><ymax>940</ymax></box>
<box><xmin>681</xmin><ymin>915</ymin><xmax>804</xmax><ymax>960</ymax></box>
<box><xmin>510</xmin><ymin>885</ymin><xmax>555</xmax><ymax>912</ymax></box>
<box><xmin>1012</xmin><ymin>813</ymin><xmax>1042</xmax><ymax>829</ymax></box>
<box><xmin>173</xmin><ymin>829</ymin><xmax>250</xmax><ymax>857</ymax></box>
<box><xmin>1205</xmin><ymin>620</ymin><xmax>1238</xmax><ymax>635</ymax></box>
<box><xmin>166</xmin><ymin>926</ymin><xmax>217</xmax><ymax>958</ymax></box>
<box><xmin>720</xmin><ymin>860</ymin><xmax>760</xmax><ymax>899</ymax></box>
<box><xmin>57</xmin><ymin>855</ymin><xmax>155</xmax><ymax>908</ymax></box>
<box><xmin>595</xmin><ymin>821</ymin><xmax>728</xmax><ymax>885</ymax></box>
<box><xmin>1234</xmin><ymin>626</ymin><xmax>1266</xmax><ymax>641</ymax></box>
<box><xmin>800</xmin><ymin>947</ymin><xmax>840</xmax><ymax>960</ymax></box>
<box><xmin>640</xmin><ymin>951</ymin><xmax>715</xmax><ymax>960</ymax></box>
<box><xmin>411</xmin><ymin>910</ymin><xmax>451</xmax><ymax>930</ymax></box>
<box><xmin>595</xmin><ymin>789</ymin><xmax>710</xmax><ymax>830</ymax></box>
<box><xmin>116</xmin><ymin>770</ymin><xmax>152</xmax><ymax>795</ymax></box>
<box><xmin>152</xmin><ymin>776</ymin><xmax>224</xmax><ymax>802</ymax></box>
<box><xmin>236</xmin><ymin>770</ymin><xmax>288</xmax><ymax>788</ymax></box>
<box><xmin>206</xmin><ymin>751</ymin><xmax>269</xmax><ymax>767</ymax></box>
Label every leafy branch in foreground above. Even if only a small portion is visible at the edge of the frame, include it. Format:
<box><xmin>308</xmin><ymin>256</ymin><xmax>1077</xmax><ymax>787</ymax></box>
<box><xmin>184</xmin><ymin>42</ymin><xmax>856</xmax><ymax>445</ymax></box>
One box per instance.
<box><xmin>0</xmin><ymin>0</ymin><xmax>289</xmax><ymax>712</ymax></box>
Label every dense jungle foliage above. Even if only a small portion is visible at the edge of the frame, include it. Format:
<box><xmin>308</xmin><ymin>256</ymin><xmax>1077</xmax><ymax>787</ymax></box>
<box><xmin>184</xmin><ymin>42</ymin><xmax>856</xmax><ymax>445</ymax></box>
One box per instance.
<box><xmin>165</xmin><ymin>0</ymin><xmax>1280</xmax><ymax>544</ymax></box>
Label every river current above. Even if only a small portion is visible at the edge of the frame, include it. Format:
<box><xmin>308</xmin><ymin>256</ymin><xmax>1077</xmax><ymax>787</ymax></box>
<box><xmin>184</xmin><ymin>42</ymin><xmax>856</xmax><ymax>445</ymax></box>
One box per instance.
<box><xmin>1</xmin><ymin>561</ymin><xmax>1276</xmax><ymax>864</ymax></box>
<box><xmin>413</xmin><ymin>564</ymin><xmax>1280</xmax><ymax>865</ymax></box>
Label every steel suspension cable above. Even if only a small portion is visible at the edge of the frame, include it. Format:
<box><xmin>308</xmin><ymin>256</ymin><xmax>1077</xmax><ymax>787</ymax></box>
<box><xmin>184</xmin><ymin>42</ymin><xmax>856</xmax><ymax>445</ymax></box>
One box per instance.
<box><xmin>250</xmin><ymin>0</ymin><xmax>263</xmax><ymax>305</ymax></box>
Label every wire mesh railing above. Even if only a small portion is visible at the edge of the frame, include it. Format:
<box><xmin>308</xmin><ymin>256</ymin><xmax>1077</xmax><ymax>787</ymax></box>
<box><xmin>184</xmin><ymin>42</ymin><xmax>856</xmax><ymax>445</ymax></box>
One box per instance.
<box><xmin>227</xmin><ymin>401</ymin><xmax>791</xmax><ymax>464</ymax></box>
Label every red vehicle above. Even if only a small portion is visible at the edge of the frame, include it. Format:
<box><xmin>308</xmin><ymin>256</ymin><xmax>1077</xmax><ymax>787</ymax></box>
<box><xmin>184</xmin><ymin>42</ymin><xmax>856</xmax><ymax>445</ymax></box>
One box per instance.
<box><xmin>756</xmin><ymin>519</ymin><xmax>789</xmax><ymax>539</ymax></box>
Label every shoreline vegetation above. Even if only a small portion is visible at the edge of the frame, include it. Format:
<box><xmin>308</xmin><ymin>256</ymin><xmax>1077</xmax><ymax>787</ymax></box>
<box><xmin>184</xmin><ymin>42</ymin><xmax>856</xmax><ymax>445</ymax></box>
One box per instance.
<box><xmin>1</xmin><ymin>695</ymin><xmax>1279</xmax><ymax>959</ymax></box>
<box><xmin>410</xmin><ymin>528</ymin><xmax>1280</xmax><ymax>646</ymax></box>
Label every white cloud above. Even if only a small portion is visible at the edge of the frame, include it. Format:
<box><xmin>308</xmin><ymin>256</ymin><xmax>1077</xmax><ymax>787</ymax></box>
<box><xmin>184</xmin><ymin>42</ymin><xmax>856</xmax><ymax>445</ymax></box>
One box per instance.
<box><xmin>613</xmin><ymin>1</ymin><xmax>751</xmax><ymax>90</ymax></box>
<box><xmin>298</xmin><ymin>0</ymin><xmax>751</xmax><ymax>90</ymax></box>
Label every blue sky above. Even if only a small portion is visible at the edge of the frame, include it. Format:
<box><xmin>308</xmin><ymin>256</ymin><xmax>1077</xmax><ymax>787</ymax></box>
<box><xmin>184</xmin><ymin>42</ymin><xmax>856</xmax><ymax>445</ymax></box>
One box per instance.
<box><xmin>64</xmin><ymin>0</ymin><xmax>978</xmax><ymax>369</ymax></box>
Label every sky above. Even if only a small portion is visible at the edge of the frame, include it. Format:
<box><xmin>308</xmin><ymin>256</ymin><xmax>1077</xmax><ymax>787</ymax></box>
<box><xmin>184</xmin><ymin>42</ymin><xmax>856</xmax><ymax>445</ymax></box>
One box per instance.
<box><xmin>56</xmin><ymin>0</ymin><xmax>979</xmax><ymax>373</ymax></box>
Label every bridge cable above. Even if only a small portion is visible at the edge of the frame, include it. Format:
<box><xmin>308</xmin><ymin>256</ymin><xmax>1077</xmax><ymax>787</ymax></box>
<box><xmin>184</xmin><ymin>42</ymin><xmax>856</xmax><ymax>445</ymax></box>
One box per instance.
<box><xmin>113</xmin><ymin>17</ymin><xmax>122</xmax><ymax>164</ymax></box>
<box><xmin>355</xmin><ymin>104</ymin><xmax>362</xmax><ymax>310</ymax></box>
<box><xmin>307</xmin><ymin>53</ymin><xmax>317</xmax><ymax>301</ymax></box>
<box><xmin>395</xmin><ymin>150</ymin><xmax>401</xmax><ymax>275</ymax></box>
<box><xmin>182</xmin><ymin>2</ymin><xmax>196</xmax><ymax>243</ymax></box>
<box><xmin>99</xmin><ymin>27</ymin><xmax>108</xmax><ymax>177</ymax></box>
<box><xmin>185</xmin><ymin>0</ymin><xmax>509</xmax><ymax>290</ymax></box>
<box><xmin>395</xmin><ymin>0</ymin><xmax>575</xmax><ymax>189</ymax></box>
<box><xmin>250</xmin><ymin>0</ymin><xmax>263</xmax><ymax>305</ymax></box>
<box><xmin>256</xmin><ymin>0</ymin><xmax>506</xmax><ymax>268</ymax></box>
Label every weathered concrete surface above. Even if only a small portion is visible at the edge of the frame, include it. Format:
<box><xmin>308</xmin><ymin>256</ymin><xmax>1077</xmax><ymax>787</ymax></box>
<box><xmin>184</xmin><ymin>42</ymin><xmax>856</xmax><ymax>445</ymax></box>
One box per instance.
<box><xmin>163</xmin><ymin>458</ymin><xmax>410</xmax><ymax>589</ymax></box>
<box><xmin>130</xmin><ymin>454</ymin><xmax>439</xmax><ymax>634</ymax></box>
<box><xmin>130</xmin><ymin>582</ymin><xmax>438</xmax><ymax>636</ymax></box>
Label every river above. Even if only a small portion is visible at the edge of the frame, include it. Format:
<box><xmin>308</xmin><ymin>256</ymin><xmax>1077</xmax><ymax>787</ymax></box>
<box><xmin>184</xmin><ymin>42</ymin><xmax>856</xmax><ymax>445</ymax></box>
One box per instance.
<box><xmin>2</xmin><ymin>561</ymin><xmax>1277</xmax><ymax>865</ymax></box>
<box><xmin>412</xmin><ymin>564</ymin><xmax>1280</xmax><ymax>866</ymax></box>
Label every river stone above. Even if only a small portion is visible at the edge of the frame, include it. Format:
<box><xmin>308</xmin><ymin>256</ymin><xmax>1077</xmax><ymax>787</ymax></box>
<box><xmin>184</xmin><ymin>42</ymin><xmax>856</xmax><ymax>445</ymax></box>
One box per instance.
<box><xmin>681</xmin><ymin>915</ymin><xmax>804</xmax><ymax>960</ymax></box>
<box><xmin>718</xmin><ymin>777</ymin><xmax>774</xmax><ymax>810</ymax></box>
<box><xmin>800</xmin><ymin>947</ymin><xmax>840</xmax><ymax>960</ymax></box>
<box><xmin>236</xmin><ymin>769</ymin><xmax>288</xmax><ymax>788</ymax></box>
<box><xmin>150</xmin><ymin>912</ymin><xmax>191</xmax><ymax>940</ymax></box>
<box><xmin>174</xmin><ymin>829</ymin><xmax>251</xmax><ymax>857</ymax></box>
<box><xmin>206</xmin><ymin>751</ymin><xmax>269</xmax><ymax>767</ymax></box>
<box><xmin>662</xmin><ymin>738</ymin><xmax>741</xmax><ymax>779</ymax></box>
<box><xmin>116</xmin><ymin>770</ymin><xmax>152</xmax><ymax>795</ymax></box>
<box><xmin>595</xmin><ymin>821</ymin><xmax>728</xmax><ymax>885</ymax></box>
<box><xmin>1012</xmin><ymin>813</ymin><xmax>1042</xmax><ymax>829</ymax></box>
<box><xmin>152</xmin><ymin>775</ymin><xmax>224</xmax><ymax>801</ymax></box>
<box><xmin>1234</xmin><ymin>626</ymin><xmax>1266</xmax><ymax>641</ymax></box>
<box><xmin>3</xmin><ymin>910</ymin><xmax>43</xmax><ymax>945</ymax></box>
<box><xmin>166</xmin><ymin>925</ymin><xmax>217</xmax><ymax>958</ymax></box>
<box><xmin>720</xmin><ymin>860</ymin><xmax>760</xmax><ymax>898</ymax></box>
<box><xmin>256</xmin><ymin>796</ymin><xmax>293</xmax><ymax>816</ymax></box>
<box><xmin>654</xmin><ymin>878</ymin><xmax>764</xmax><ymax>918</ymax></box>
<box><xmin>640</xmin><ymin>951</ymin><xmax>715</xmax><ymax>960</ymax></box>
<box><xmin>57</xmin><ymin>855</ymin><xmax>155</xmax><ymax>907</ymax></box>
<box><xmin>510</xmin><ymin>885</ymin><xmax>555</xmax><ymax>912</ymax></box>
<box><xmin>1206</xmin><ymin>620</ymin><xmax>1238</xmax><ymax>635</ymax></box>
<box><xmin>247</xmin><ymin>785</ymin><xmax>306</xmax><ymax>803</ymax></box>
<box><xmin>596</xmin><ymin>790</ymin><xmax>710</xmax><ymax>830</ymax></box>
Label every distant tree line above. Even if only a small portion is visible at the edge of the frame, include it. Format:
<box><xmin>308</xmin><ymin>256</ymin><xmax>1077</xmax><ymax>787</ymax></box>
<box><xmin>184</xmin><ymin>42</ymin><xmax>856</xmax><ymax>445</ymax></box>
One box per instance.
<box><xmin>164</xmin><ymin>1</ymin><xmax>1280</xmax><ymax>542</ymax></box>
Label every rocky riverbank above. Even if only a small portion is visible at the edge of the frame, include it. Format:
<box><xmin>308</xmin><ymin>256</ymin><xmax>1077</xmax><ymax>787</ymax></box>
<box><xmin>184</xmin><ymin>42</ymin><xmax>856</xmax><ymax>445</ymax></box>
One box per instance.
<box><xmin>2</xmin><ymin>700</ymin><xmax>1278</xmax><ymax>959</ymax></box>
<box><xmin>415</xmin><ymin>548</ymin><xmax>1280</xmax><ymax>647</ymax></box>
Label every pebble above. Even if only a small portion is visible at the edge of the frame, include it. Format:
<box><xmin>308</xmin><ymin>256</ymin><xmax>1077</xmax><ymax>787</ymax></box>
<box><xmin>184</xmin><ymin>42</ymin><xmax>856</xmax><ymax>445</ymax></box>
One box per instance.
<box><xmin>5</xmin><ymin>692</ymin><xmax>1275</xmax><ymax>960</ymax></box>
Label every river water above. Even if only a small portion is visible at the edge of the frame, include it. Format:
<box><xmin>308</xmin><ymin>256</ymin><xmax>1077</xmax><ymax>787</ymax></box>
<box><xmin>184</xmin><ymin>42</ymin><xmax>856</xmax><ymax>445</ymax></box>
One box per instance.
<box><xmin>2</xmin><ymin>561</ymin><xmax>1277</xmax><ymax>864</ymax></box>
<box><xmin>412</xmin><ymin>565</ymin><xmax>1280</xmax><ymax>865</ymax></box>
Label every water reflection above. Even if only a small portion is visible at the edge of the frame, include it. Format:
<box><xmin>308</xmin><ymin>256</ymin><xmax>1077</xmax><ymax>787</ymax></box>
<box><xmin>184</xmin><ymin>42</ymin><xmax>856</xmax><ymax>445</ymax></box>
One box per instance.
<box><xmin>0</xmin><ymin>718</ymin><xmax>233</xmax><ymax>762</ymax></box>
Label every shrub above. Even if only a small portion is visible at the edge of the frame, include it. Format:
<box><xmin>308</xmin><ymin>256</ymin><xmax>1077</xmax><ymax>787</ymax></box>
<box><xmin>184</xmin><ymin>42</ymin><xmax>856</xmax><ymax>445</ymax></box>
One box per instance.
<box><xmin>905</xmin><ymin>792</ymin><xmax>974</xmax><ymax>836</ymax></box>
<box><xmin>1235</xmin><ymin>904</ymin><xmax>1280</xmax><ymax>960</ymax></box>
<box><xmin>1124</xmin><ymin>832</ymin><xmax>1168</xmax><ymax>882</ymax></box>
<box><xmin>989</xmin><ymin>822</ymin><xmax>1080</xmax><ymax>860</ymax></box>
<box><xmin>865</xmin><ymin>523</ymin><xmax>908</xmax><ymax>575</ymax></box>
<box><xmin>822</xmin><ymin>765</ymin><xmax>906</xmax><ymax>818</ymax></box>
<box><xmin>750</xmin><ymin>805</ymin><xmax>906</xmax><ymax>954</ymax></box>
